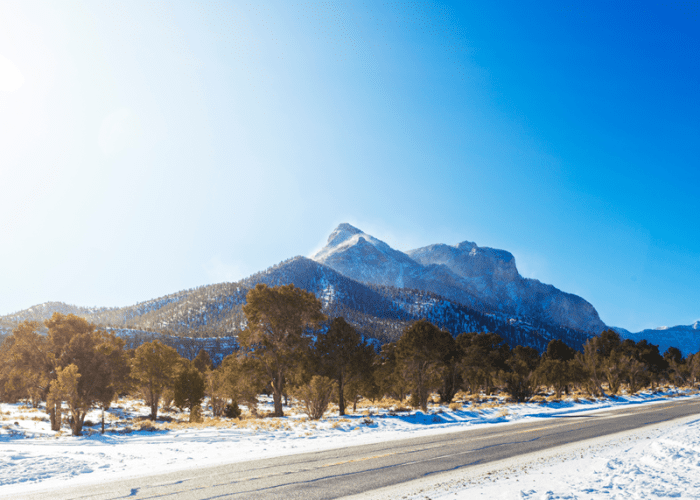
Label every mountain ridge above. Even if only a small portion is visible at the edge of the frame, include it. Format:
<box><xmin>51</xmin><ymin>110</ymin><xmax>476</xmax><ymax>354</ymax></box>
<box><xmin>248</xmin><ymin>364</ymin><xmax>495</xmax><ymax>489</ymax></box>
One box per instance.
<box><xmin>0</xmin><ymin>255</ymin><xmax>592</xmax><ymax>353</ymax></box>
<box><xmin>3</xmin><ymin>224</ymin><xmax>695</xmax><ymax>357</ymax></box>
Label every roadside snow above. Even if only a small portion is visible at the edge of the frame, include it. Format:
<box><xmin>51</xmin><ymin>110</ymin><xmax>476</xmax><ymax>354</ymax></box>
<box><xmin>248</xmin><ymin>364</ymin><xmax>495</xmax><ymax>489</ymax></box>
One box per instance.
<box><xmin>0</xmin><ymin>389</ymin><xmax>698</xmax><ymax>498</ymax></box>
<box><xmin>347</xmin><ymin>414</ymin><xmax>700</xmax><ymax>500</ymax></box>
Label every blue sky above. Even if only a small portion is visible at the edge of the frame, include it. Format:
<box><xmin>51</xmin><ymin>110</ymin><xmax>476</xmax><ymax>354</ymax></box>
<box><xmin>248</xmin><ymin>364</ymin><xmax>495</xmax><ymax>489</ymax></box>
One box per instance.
<box><xmin>0</xmin><ymin>1</ymin><xmax>698</xmax><ymax>332</ymax></box>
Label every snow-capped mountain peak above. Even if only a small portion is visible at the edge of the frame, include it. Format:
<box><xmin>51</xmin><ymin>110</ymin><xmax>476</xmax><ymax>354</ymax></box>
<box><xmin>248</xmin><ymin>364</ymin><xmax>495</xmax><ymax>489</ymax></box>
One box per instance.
<box><xmin>324</xmin><ymin>223</ymin><xmax>363</xmax><ymax>247</ymax></box>
<box><xmin>312</xmin><ymin>224</ymin><xmax>416</xmax><ymax>265</ymax></box>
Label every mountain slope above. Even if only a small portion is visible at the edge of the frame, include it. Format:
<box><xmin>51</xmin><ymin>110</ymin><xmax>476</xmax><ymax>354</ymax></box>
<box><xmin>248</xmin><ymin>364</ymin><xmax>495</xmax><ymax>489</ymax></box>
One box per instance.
<box><xmin>312</xmin><ymin>223</ymin><xmax>606</xmax><ymax>334</ymax></box>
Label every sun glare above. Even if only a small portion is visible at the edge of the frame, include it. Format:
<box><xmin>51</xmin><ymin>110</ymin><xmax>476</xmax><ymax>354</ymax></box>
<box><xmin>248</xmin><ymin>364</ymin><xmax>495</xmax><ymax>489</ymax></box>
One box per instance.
<box><xmin>0</xmin><ymin>54</ymin><xmax>24</xmax><ymax>92</ymax></box>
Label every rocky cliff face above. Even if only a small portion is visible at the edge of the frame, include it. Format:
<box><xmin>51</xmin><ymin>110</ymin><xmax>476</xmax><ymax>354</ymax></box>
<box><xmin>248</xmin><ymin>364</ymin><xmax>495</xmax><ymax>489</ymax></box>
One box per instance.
<box><xmin>312</xmin><ymin>223</ymin><xmax>606</xmax><ymax>334</ymax></box>
<box><xmin>408</xmin><ymin>241</ymin><xmax>605</xmax><ymax>334</ymax></box>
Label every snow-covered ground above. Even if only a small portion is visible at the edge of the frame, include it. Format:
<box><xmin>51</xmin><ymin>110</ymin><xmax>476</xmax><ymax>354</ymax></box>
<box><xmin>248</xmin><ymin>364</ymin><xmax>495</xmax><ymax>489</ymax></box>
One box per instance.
<box><xmin>1</xmin><ymin>389</ymin><xmax>698</xmax><ymax>498</ymax></box>
<box><xmin>354</xmin><ymin>413</ymin><xmax>700</xmax><ymax>500</ymax></box>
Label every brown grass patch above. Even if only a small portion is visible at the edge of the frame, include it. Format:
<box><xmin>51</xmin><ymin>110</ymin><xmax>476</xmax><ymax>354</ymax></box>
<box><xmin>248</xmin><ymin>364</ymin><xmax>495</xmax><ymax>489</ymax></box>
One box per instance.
<box><xmin>474</xmin><ymin>400</ymin><xmax>506</xmax><ymax>410</ymax></box>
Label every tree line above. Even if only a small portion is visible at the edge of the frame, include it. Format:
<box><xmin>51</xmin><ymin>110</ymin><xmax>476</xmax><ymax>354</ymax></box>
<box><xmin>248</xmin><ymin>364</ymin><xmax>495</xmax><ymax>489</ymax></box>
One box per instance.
<box><xmin>1</xmin><ymin>284</ymin><xmax>698</xmax><ymax>435</ymax></box>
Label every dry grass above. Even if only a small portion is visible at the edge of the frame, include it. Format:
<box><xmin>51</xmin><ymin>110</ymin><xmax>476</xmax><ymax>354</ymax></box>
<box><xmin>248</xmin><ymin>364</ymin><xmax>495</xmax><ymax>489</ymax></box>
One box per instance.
<box><xmin>330</xmin><ymin>417</ymin><xmax>351</xmax><ymax>428</ymax></box>
<box><xmin>460</xmin><ymin>393</ymin><xmax>501</xmax><ymax>405</ymax></box>
<box><xmin>330</xmin><ymin>417</ymin><xmax>351</xmax><ymax>429</ymax></box>
<box><xmin>228</xmin><ymin>417</ymin><xmax>297</xmax><ymax>433</ymax></box>
<box><xmin>474</xmin><ymin>400</ymin><xmax>506</xmax><ymax>410</ymax></box>
<box><xmin>353</xmin><ymin>397</ymin><xmax>405</xmax><ymax>411</ymax></box>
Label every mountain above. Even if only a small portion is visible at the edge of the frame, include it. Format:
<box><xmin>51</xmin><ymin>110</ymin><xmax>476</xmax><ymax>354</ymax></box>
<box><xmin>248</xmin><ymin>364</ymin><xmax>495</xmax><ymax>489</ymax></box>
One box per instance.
<box><xmin>0</xmin><ymin>256</ymin><xmax>592</xmax><ymax>353</ymax></box>
<box><xmin>1</xmin><ymin>223</ymin><xmax>613</xmax><ymax>354</ymax></box>
<box><xmin>614</xmin><ymin>321</ymin><xmax>700</xmax><ymax>357</ymax></box>
<box><xmin>312</xmin><ymin>223</ymin><xmax>606</xmax><ymax>334</ymax></box>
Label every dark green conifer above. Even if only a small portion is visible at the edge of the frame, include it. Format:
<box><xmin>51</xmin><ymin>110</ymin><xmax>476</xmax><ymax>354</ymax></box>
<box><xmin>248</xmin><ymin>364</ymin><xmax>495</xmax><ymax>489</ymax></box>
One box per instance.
<box><xmin>174</xmin><ymin>363</ymin><xmax>206</xmax><ymax>422</ymax></box>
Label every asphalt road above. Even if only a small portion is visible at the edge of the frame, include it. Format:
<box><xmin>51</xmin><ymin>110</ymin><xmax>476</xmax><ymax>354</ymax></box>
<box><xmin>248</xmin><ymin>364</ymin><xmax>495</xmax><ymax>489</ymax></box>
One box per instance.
<box><xmin>16</xmin><ymin>398</ymin><xmax>700</xmax><ymax>500</ymax></box>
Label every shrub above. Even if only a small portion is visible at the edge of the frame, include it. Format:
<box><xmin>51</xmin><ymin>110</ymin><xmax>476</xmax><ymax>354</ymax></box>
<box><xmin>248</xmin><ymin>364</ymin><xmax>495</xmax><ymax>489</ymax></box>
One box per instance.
<box><xmin>294</xmin><ymin>376</ymin><xmax>337</xmax><ymax>420</ymax></box>
<box><xmin>161</xmin><ymin>389</ymin><xmax>175</xmax><ymax>412</ymax></box>
<box><xmin>224</xmin><ymin>402</ymin><xmax>241</xmax><ymax>419</ymax></box>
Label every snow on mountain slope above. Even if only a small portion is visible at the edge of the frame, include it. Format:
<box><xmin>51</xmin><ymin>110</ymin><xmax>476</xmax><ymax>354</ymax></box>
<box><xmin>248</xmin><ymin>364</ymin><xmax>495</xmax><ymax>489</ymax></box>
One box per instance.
<box><xmin>616</xmin><ymin>321</ymin><xmax>700</xmax><ymax>357</ymax></box>
<box><xmin>1</xmin><ymin>302</ymin><xmax>113</xmax><ymax>324</ymax></box>
<box><xmin>312</xmin><ymin>224</ymin><xmax>606</xmax><ymax>334</ymax></box>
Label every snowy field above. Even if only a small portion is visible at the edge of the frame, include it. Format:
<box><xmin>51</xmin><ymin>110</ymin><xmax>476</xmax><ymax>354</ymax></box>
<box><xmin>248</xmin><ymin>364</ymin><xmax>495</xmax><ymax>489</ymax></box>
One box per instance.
<box><xmin>1</xmin><ymin>389</ymin><xmax>698</xmax><ymax>498</ymax></box>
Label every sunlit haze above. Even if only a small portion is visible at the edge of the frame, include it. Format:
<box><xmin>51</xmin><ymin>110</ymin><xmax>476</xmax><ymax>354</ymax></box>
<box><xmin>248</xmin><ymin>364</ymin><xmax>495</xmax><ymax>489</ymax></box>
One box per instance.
<box><xmin>1</xmin><ymin>1</ymin><xmax>698</xmax><ymax>332</ymax></box>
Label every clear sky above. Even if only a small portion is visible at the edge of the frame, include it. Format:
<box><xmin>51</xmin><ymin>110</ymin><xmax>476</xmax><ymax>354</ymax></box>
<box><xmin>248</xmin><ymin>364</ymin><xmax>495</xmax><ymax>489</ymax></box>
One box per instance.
<box><xmin>1</xmin><ymin>1</ymin><xmax>698</xmax><ymax>332</ymax></box>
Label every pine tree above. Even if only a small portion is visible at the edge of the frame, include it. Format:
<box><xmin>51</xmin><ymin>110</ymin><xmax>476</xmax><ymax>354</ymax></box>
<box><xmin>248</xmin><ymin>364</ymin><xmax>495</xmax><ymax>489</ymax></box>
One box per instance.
<box><xmin>457</xmin><ymin>332</ymin><xmax>510</xmax><ymax>395</ymax></box>
<box><xmin>131</xmin><ymin>340</ymin><xmax>181</xmax><ymax>420</ymax></box>
<box><xmin>0</xmin><ymin>321</ymin><xmax>51</xmax><ymax>408</ymax></box>
<box><xmin>396</xmin><ymin>319</ymin><xmax>450</xmax><ymax>412</ymax></box>
<box><xmin>239</xmin><ymin>284</ymin><xmax>326</xmax><ymax>417</ymax></box>
<box><xmin>193</xmin><ymin>349</ymin><xmax>214</xmax><ymax>373</ymax></box>
<box><xmin>220</xmin><ymin>354</ymin><xmax>266</xmax><ymax>417</ymax></box>
<box><xmin>500</xmin><ymin>345</ymin><xmax>540</xmax><ymax>402</ymax></box>
<box><xmin>315</xmin><ymin>317</ymin><xmax>375</xmax><ymax>415</ymax></box>
<box><xmin>174</xmin><ymin>363</ymin><xmax>206</xmax><ymax>422</ymax></box>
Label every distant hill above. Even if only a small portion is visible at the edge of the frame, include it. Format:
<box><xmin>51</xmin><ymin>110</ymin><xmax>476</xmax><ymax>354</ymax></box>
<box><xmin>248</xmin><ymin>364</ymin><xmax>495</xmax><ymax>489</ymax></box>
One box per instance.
<box><xmin>1</xmin><ymin>301</ymin><xmax>113</xmax><ymax>323</ymax></box>
<box><xmin>614</xmin><ymin>321</ymin><xmax>700</xmax><ymax>357</ymax></box>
